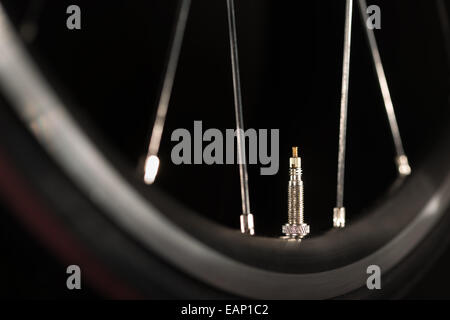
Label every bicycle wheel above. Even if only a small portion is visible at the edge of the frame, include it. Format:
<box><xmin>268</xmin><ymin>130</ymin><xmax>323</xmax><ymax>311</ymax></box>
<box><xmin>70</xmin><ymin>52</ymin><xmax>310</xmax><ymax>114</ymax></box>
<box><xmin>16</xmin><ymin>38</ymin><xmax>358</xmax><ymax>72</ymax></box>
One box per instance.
<box><xmin>0</xmin><ymin>0</ymin><xmax>449</xmax><ymax>299</ymax></box>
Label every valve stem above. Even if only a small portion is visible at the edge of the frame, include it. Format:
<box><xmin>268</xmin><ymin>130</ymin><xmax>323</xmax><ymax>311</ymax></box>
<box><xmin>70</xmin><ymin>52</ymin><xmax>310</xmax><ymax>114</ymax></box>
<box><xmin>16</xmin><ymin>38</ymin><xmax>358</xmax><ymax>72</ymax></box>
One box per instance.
<box><xmin>282</xmin><ymin>147</ymin><xmax>310</xmax><ymax>240</ymax></box>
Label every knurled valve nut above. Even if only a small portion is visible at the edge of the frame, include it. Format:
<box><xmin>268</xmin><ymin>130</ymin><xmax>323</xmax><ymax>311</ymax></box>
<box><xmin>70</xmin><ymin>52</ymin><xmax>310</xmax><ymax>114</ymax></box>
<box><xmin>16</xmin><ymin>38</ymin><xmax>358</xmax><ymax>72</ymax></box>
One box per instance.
<box><xmin>282</xmin><ymin>223</ymin><xmax>310</xmax><ymax>238</ymax></box>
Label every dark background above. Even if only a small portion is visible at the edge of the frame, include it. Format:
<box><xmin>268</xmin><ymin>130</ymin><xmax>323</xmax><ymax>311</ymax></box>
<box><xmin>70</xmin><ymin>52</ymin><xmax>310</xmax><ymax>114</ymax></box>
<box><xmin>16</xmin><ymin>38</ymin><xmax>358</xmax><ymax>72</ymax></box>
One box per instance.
<box><xmin>0</xmin><ymin>0</ymin><xmax>449</xmax><ymax>298</ymax></box>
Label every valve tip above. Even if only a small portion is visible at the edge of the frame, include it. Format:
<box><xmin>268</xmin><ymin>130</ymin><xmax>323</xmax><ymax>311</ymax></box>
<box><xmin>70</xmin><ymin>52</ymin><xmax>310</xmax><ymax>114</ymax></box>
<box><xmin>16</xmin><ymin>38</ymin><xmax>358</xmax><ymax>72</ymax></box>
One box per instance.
<box><xmin>292</xmin><ymin>147</ymin><xmax>298</xmax><ymax>158</ymax></box>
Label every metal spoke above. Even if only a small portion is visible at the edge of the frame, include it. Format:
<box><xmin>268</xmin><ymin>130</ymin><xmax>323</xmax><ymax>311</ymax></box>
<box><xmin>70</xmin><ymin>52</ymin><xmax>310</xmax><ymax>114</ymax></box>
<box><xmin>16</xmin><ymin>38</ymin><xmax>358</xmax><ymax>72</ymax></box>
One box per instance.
<box><xmin>144</xmin><ymin>0</ymin><xmax>191</xmax><ymax>184</ymax></box>
<box><xmin>226</xmin><ymin>0</ymin><xmax>254</xmax><ymax>235</ymax></box>
<box><xmin>334</xmin><ymin>0</ymin><xmax>354</xmax><ymax>228</ymax></box>
<box><xmin>357</xmin><ymin>0</ymin><xmax>411</xmax><ymax>177</ymax></box>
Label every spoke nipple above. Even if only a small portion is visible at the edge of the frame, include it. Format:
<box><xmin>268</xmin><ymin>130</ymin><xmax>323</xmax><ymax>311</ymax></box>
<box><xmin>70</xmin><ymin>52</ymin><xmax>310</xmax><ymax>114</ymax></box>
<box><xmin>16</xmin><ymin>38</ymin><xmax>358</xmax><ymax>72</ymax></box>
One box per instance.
<box><xmin>240</xmin><ymin>213</ymin><xmax>255</xmax><ymax>235</ymax></box>
<box><xmin>143</xmin><ymin>154</ymin><xmax>160</xmax><ymax>184</ymax></box>
<box><xmin>333</xmin><ymin>207</ymin><xmax>346</xmax><ymax>228</ymax></box>
<box><xmin>396</xmin><ymin>155</ymin><xmax>411</xmax><ymax>177</ymax></box>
